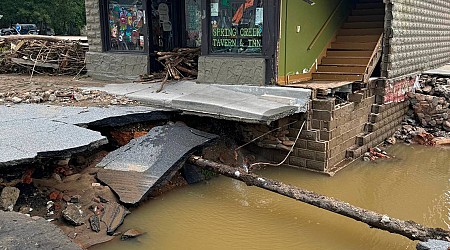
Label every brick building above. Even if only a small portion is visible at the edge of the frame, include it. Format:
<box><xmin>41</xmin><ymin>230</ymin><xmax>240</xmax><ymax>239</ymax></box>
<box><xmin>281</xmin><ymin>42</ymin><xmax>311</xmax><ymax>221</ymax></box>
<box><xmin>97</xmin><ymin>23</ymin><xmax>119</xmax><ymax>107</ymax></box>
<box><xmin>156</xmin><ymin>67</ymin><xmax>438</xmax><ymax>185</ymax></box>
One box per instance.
<box><xmin>84</xmin><ymin>0</ymin><xmax>450</xmax><ymax>174</ymax></box>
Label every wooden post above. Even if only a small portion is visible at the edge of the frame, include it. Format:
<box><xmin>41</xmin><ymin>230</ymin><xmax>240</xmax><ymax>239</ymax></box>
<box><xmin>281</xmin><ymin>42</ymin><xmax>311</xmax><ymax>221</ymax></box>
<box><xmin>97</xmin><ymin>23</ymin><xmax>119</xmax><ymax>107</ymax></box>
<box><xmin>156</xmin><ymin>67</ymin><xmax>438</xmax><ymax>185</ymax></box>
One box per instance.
<box><xmin>189</xmin><ymin>155</ymin><xmax>450</xmax><ymax>242</ymax></box>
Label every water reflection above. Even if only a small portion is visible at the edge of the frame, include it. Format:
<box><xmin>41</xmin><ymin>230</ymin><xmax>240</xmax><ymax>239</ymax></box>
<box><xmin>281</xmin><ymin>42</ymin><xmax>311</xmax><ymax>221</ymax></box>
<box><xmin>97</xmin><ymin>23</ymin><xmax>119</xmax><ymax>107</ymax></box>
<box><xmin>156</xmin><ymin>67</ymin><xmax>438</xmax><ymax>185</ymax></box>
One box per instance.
<box><xmin>91</xmin><ymin>144</ymin><xmax>450</xmax><ymax>250</ymax></box>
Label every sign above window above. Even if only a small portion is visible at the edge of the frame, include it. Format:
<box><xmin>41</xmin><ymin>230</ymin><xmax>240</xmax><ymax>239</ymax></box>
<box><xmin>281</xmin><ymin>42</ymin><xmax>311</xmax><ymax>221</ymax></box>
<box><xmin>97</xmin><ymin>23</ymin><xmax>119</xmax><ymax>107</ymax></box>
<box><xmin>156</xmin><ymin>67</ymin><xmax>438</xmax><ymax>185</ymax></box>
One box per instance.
<box><xmin>210</xmin><ymin>0</ymin><xmax>263</xmax><ymax>54</ymax></box>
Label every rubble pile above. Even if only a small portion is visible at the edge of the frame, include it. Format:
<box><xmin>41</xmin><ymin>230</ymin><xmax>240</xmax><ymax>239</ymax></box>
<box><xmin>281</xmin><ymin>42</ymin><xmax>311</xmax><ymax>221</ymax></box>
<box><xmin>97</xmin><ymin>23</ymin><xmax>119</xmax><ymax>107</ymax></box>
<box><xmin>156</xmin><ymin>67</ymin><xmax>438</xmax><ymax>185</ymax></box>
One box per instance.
<box><xmin>362</xmin><ymin>147</ymin><xmax>391</xmax><ymax>162</ymax></box>
<box><xmin>0</xmin><ymin>35</ymin><xmax>87</xmax><ymax>75</ymax></box>
<box><xmin>394</xmin><ymin>74</ymin><xmax>450</xmax><ymax>144</ymax></box>
<box><xmin>0</xmin><ymin>88</ymin><xmax>137</xmax><ymax>106</ymax></box>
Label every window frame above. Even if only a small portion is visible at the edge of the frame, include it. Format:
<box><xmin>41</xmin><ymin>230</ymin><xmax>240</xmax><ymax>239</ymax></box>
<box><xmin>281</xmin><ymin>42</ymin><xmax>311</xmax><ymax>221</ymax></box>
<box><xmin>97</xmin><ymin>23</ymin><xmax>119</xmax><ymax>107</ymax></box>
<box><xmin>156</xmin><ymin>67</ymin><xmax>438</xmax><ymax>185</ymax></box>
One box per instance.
<box><xmin>100</xmin><ymin>0</ymin><xmax>149</xmax><ymax>54</ymax></box>
<box><xmin>202</xmin><ymin>0</ymin><xmax>275</xmax><ymax>57</ymax></box>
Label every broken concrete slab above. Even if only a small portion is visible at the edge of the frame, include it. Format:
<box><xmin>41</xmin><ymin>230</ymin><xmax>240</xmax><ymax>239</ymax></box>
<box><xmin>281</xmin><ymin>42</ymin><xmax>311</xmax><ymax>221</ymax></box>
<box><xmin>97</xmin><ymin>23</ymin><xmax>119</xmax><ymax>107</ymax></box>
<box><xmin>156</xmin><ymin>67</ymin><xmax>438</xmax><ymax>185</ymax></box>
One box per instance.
<box><xmin>417</xmin><ymin>239</ymin><xmax>450</xmax><ymax>250</ymax></box>
<box><xmin>0</xmin><ymin>104</ymin><xmax>174</xmax><ymax>168</ymax></box>
<box><xmin>101</xmin><ymin>201</ymin><xmax>130</xmax><ymax>235</ymax></box>
<box><xmin>96</xmin><ymin>123</ymin><xmax>218</xmax><ymax>204</ymax></box>
<box><xmin>0</xmin><ymin>187</ymin><xmax>20</xmax><ymax>211</ymax></box>
<box><xmin>85</xmin><ymin>81</ymin><xmax>311</xmax><ymax>124</ymax></box>
<box><xmin>424</xmin><ymin>64</ymin><xmax>450</xmax><ymax>76</ymax></box>
<box><xmin>0</xmin><ymin>211</ymin><xmax>82</xmax><ymax>250</ymax></box>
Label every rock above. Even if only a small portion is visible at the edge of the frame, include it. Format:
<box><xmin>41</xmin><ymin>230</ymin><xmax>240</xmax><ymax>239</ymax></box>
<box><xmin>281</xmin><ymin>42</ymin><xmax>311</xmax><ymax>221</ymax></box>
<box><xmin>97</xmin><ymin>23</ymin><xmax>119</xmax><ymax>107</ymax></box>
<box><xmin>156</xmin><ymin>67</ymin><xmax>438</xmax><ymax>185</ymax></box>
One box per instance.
<box><xmin>182</xmin><ymin>163</ymin><xmax>206</xmax><ymax>184</ymax></box>
<box><xmin>70</xmin><ymin>195</ymin><xmax>81</xmax><ymax>203</ymax></box>
<box><xmin>121</xmin><ymin>229</ymin><xmax>144</xmax><ymax>240</ymax></box>
<box><xmin>48</xmin><ymin>94</ymin><xmax>57</xmax><ymax>102</ymax></box>
<box><xmin>11</xmin><ymin>97</ymin><xmax>23</xmax><ymax>104</ymax></box>
<box><xmin>19</xmin><ymin>206</ymin><xmax>33</xmax><ymax>214</ymax></box>
<box><xmin>416</xmin><ymin>239</ymin><xmax>450</xmax><ymax>250</ymax></box>
<box><xmin>62</xmin><ymin>204</ymin><xmax>84</xmax><ymax>226</ymax></box>
<box><xmin>385</xmin><ymin>137</ymin><xmax>396</xmax><ymax>145</ymax></box>
<box><xmin>1</xmin><ymin>187</ymin><xmax>20</xmax><ymax>211</ymax></box>
<box><xmin>73</xmin><ymin>93</ymin><xmax>84</xmax><ymax>101</ymax></box>
<box><xmin>101</xmin><ymin>201</ymin><xmax>130</xmax><ymax>235</ymax></box>
<box><xmin>89</xmin><ymin>215</ymin><xmax>101</xmax><ymax>233</ymax></box>
<box><xmin>48</xmin><ymin>191</ymin><xmax>63</xmax><ymax>201</ymax></box>
<box><xmin>52</xmin><ymin>173</ymin><xmax>62</xmax><ymax>182</ymax></box>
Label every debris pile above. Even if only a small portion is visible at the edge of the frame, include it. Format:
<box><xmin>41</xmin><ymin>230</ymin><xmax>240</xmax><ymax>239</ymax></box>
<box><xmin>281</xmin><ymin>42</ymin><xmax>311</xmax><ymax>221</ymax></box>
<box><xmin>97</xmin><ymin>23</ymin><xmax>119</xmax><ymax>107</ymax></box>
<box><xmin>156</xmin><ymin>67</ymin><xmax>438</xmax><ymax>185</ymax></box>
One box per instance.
<box><xmin>362</xmin><ymin>147</ymin><xmax>391</xmax><ymax>161</ymax></box>
<box><xmin>0</xmin><ymin>35</ymin><xmax>87</xmax><ymax>75</ymax></box>
<box><xmin>157</xmin><ymin>47</ymin><xmax>200</xmax><ymax>80</ymax></box>
<box><xmin>0</xmin><ymin>88</ymin><xmax>137</xmax><ymax>106</ymax></box>
<box><xmin>391</xmin><ymin>74</ymin><xmax>450</xmax><ymax>146</ymax></box>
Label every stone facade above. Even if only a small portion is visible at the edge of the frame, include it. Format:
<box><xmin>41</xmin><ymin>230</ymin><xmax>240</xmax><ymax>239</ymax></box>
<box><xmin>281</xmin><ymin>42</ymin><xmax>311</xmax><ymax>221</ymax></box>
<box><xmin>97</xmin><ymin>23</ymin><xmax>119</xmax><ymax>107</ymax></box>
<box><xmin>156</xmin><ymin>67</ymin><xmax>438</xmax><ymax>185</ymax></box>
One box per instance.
<box><xmin>383</xmin><ymin>0</ymin><xmax>450</xmax><ymax>79</ymax></box>
<box><xmin>197</xmin><ymin>56</ymin><xmax>266</xmax><ymax>85</ymax></box>
<box><xmin>86</xmin><ymin>52</ymin><xmax>148</xmax><ymax>80</ymax></box>
<box><xmin>84</xmin><ymin>0</ymin><xmax>148</xmax><ymax>80</ymax></box>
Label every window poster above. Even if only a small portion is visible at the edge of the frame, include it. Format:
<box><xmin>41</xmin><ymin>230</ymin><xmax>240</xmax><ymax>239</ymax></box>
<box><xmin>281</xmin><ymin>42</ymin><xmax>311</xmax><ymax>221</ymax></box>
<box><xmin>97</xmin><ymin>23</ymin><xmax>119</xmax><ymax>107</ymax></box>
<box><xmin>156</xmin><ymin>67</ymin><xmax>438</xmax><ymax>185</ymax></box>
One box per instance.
<box><xmin>210</xmin><ymin>0</ymin><xmax>263</xmax><ymax>54</ymax></box>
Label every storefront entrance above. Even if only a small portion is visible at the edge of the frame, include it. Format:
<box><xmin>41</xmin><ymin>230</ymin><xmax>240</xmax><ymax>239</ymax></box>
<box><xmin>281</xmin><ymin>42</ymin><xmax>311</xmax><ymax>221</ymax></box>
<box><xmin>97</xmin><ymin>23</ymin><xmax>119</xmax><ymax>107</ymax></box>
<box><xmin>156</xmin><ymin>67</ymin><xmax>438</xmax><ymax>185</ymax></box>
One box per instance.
<box><xmin>100</xmin><ymin>0</ymin><xmax>202</xmax><ymax>73</ymax></box>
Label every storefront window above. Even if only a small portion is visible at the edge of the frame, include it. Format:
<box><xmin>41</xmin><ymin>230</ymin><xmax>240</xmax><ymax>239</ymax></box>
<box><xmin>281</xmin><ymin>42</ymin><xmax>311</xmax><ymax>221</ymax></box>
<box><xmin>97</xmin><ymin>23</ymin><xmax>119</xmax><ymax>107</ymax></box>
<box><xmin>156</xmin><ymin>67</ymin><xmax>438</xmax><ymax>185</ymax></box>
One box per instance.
<box><xmin>210</xmin><ymin>0</ymin><xmax>263</xmax><ymax>54</ymax></box>
<box><xmin>185</xmin><ymin>0</ymin><xmax>202</xmax><ymax>47</ymax></box>
<box><xmin>108</xmin><ymin>0</ymin><xmax>145</xmax><ymax>51</ymax></box>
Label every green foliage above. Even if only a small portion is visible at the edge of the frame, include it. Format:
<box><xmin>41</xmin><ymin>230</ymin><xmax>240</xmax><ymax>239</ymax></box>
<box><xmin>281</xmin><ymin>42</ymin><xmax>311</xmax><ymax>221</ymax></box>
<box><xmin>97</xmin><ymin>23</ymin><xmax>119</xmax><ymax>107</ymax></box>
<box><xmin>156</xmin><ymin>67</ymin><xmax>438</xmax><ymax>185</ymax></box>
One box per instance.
<box><xmin>0</xmin><ymin>0</ymin><xmax>86</xmax><ymax>35</ymax></box>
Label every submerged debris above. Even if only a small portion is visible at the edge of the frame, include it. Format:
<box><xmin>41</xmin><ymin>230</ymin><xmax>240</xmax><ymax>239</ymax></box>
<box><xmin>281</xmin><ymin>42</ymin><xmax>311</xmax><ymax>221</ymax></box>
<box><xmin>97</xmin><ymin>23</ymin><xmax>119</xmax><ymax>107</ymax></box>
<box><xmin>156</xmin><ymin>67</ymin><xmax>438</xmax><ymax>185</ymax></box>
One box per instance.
<box><xmin>121</xmin><ymin>229</ymin><xmax>144</xmax><ymax>240</ymax></box>
<box><xmin>362</xmin><ymin>147</ymin><xmax>391</xmax><ymax>162</ymax></box>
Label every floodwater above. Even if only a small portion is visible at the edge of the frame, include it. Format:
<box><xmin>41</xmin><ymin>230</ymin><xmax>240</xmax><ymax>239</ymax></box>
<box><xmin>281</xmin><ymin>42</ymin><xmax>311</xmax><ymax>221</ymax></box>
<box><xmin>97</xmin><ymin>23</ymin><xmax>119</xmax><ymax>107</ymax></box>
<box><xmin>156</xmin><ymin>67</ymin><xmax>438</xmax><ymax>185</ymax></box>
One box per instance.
<box><xmin>92</xmin><ymin>144</ymin><xmax>450</xmax><ymax>250</ymax></box>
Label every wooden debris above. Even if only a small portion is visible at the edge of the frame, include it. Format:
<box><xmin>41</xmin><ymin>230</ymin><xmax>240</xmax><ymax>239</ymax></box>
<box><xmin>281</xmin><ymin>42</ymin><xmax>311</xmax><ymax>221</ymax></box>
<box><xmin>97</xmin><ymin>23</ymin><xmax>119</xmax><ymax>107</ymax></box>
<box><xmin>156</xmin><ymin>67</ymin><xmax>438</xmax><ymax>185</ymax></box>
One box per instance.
<box><xmin>189</xmin><ymin>155</ymin><xmax>450</xmax><ymax>242</ymax></box>
<box><xmin>0</xmin><ymin>36</ymin><xmax>87</xmax><ymax>76</ymax></box>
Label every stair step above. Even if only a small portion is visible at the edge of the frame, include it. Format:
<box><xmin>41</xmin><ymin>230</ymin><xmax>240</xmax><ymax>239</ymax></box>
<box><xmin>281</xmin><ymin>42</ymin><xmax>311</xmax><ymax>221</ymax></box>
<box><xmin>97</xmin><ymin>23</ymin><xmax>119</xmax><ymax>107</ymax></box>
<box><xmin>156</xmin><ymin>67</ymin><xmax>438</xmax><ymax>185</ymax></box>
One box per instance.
<box><xmin>317</xmin><ymin>65</ymin><xmax>366</xmax><ymax>73</ymax></box>
<box><xmin>312</xmin><ymin>72</ymin><xmax>364</xmax><ymax>81</ymax></box>
<box><xmin>339</xmin><ymin>28</ymin><xmax>384</xmax><ymax>36</ymax></box>
<box><xmin>326</xmin><ymin>50</ymin><xmax>373</xmax><ymax>57</ymax></box>
<box><xmin>355</xmin><ymin>3</ymin><xmax>385</xmax><ymax>9</ymax></box>
<box><xmin>342</xmin><ymin>21</ymin><xmax>384</xmax><ymax>29</ymax></box>
<box><xmin>331</xmin><ymin>42</ymin><xmax>378</xmax><ymax>50</ymax></box>
<box><xmin>336</xmin><ymin>35</ymin><xmax>381</xmax><ymax>42</ymax></box>
<box><xmin>352</xmin><ymin>8</ymin><xmax>385</xmax><ymax>16</ymax></box>
<box><xmin>321</xmin><ymin>57</ymin><xmax>370</xmax><ymax>65</ymax></box>
<box><xmin>348</xmin><ymin>15</ymin><xmax>385</xmax><ymax>22</ymax></box>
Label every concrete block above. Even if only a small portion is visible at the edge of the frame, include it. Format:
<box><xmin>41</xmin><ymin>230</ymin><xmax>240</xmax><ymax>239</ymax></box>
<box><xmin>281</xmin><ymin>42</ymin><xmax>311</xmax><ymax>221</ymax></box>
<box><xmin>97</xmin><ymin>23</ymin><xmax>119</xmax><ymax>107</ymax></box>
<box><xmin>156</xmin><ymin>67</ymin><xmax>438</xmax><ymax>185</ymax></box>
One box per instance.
<box><xmin>349</xmin><ymin>93</ymin><xmax>364</xmax><ymax>103</ymax></box>
<box><xmin>312</xmin><ymin>110</ymin><xmax>333</xmax><ymax>121</ymax></box>
<box><xmin>308</xmin><ymin>141</ymin><xmax>328</xmax><ymax>152</ymax></box>
<box><xmin>311</xmin><ymin>99</ymin><xmax>335</xmax><ymax>111</ymax></box>
<box><xmin>289</xmin><ymin>156</ymin><xmax>307</xmax><ymax>168</ymax></box>
<box><xmin>306</xmin><ymin>159</ymin><xmax>327</xmax><ymax>171</ymax></box>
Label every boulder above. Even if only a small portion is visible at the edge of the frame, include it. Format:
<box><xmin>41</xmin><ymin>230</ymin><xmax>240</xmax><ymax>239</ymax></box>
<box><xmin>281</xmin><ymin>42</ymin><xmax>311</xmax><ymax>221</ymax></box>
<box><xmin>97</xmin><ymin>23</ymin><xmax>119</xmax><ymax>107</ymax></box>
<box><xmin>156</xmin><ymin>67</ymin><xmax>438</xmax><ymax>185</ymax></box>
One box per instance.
<box><xmin>0</xmin><ymin>187</ymin><xmax>20</xmax><ymax>211</ymax></box>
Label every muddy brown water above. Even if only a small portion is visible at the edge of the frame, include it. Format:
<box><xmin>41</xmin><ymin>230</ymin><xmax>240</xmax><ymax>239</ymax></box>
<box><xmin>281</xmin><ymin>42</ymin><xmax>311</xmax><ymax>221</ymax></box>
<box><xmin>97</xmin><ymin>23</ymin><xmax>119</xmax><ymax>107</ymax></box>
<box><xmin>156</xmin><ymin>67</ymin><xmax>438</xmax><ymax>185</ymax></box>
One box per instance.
<box><xmin>91</xmin><ymin>144</ymin><xmax>450</xmax><ymax>250</ymax></box>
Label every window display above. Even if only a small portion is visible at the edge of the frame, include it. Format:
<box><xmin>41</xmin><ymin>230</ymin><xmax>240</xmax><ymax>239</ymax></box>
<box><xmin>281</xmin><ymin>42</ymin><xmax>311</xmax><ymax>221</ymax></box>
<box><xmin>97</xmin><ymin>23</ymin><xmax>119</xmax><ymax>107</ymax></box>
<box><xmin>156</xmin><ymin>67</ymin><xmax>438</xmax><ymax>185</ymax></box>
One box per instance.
<box><xmin>210</xmin><ymin>0</ymin><xmax>263</xmax><ymax>54</ymax></box>
<box><xmin>108</xmin><ymin>0</ymin><xmax>145</xmax><ymax>51</ymax></box>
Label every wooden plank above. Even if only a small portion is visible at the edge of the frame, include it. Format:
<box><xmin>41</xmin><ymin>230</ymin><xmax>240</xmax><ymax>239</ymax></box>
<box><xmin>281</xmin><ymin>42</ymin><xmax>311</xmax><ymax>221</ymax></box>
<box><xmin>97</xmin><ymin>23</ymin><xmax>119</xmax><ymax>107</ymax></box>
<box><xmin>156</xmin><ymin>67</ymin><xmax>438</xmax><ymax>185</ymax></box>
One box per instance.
<box><xmin>336</xmin><ymin>35</ymin><xmax>381</xmax><ymax>42</ymax></box>
<box><xmin>312</xmin><ymin>72</ymin><xmax>363</xmax><ymax>81</ymax></box>
<box><xmin>286</xmin><ymin>80</ymin><xmax>354</xmax><ymax>90</ymax></box>
<box><xmin>331</xmin><ymin>42</ymin><xmax>377</xmax><ymax>50</ymax></box>
<box><xmin>318</xmin><ymin>65</ymin><xmax>366</xmax><ymax>73</ymax></box>
<box><xmin>11</xmin><ymin>58</ymin><xmax>59</xmax><ymax>69</ymax></box>
<box><xmin>348</xmin><ymin>15</ymin><xmax>385</xmax><ymax>22</ymax></box>
<box><xmin>339</xmin><ymin>28</ymin><xmax>384</xmax><ymax>36</ymax></box>
<box><xmin>342</xmin><ymin>21</ymin><xmax>384</xmax><ymax>29</ymax></box>
<box><xmin>321</xmin><ymin>57</ymin><xmax>370</xmax><ymax>65</ymax></box>
<box><xmin>326</xmin><ymin>50</ymin><xmax>373</xmax><ymax>57</ymax></box>
<box><xmin>352</xmin><ymin>9</ymin><xmax>385</xmax><ymax>16</ymax></box>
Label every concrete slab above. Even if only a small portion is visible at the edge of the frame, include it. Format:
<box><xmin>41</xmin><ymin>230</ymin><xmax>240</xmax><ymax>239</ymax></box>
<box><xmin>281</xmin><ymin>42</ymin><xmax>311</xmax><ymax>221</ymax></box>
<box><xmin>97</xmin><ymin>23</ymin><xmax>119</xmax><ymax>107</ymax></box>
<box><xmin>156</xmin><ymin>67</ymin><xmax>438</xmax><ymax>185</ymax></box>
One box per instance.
<box><xmin>96</xmin><ymin>123</ymin><xmax>218</xmax><ymax>204</ymax></box>
<box><xmin>0</xmin><ymin>211</ymin><xmax>82</xmax><ymax>250</ymax></box>
<box><xmin>0</xmin><ymin>104</ymin><xmax>173</xmax><ymax>168</ymax></box>
<box><xmin>86</xmin><ymin>81</ymin><xmax>311</xmax><ymax>124</ymax></box>
<box><xmin>424</xmin><ymin>64</ymin><xmax>450</xmax><ymax>76</ymax></box>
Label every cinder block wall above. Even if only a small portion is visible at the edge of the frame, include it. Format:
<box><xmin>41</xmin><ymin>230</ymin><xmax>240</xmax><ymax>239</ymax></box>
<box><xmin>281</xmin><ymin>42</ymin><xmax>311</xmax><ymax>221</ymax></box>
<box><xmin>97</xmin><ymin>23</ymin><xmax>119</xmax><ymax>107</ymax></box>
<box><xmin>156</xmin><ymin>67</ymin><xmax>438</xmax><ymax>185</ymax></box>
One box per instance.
<box><xmin>84</xmin><ymin>0</ymin><xmax>148</xmax><ymax>80</ymax></box>
<box><xmin>285</xmin><ymin>82</ymin><xmax>408</xmax><ymax>174</ymax></box>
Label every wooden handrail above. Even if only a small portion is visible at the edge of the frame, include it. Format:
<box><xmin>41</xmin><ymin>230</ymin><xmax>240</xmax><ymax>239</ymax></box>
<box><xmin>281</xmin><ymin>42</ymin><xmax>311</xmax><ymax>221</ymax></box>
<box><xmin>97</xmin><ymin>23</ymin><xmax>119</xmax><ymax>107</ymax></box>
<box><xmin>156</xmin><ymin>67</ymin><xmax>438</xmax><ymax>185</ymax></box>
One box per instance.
<box><xmin>307</xmin><ymin>0</ymin><xmax>345</xmax><ymax>51</ymax></box>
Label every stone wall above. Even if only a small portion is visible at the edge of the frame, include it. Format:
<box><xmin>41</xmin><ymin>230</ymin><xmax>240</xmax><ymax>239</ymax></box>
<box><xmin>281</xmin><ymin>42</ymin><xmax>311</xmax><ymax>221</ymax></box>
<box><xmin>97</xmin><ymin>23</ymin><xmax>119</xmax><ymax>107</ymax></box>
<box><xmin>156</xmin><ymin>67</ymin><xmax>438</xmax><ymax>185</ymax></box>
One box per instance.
<box><xmin>84</xmin><ymin>0</ymin><xmax>148</xmax><ymax>80</ymax></box>
<box><xmin>383</xmin><ymin>0</ymin><xmax>450</xmax><ymax>79</ymax></box>
<box><xmin>85</xmin><ymin>0</ymin><xmax>102</xmax><ymax>53</ymax></box>
<box><xmin>86</xmin><ymin>52</ymin><xmax>148</xmax><ymax>81</ymax></box>
<box><xmin>197</xmin><ymin>56</ymin><xmax>266</xmax><ymax>85</ymax></box>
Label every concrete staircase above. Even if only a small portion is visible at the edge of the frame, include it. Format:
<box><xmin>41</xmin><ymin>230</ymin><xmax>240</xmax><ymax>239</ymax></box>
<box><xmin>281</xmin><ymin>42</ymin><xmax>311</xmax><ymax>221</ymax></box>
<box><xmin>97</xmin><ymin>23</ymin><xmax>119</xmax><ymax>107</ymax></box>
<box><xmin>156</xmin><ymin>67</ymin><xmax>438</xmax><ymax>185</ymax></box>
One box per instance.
<box><xmin>312</xmin><ymin>0</ymin><xmax>385</xmax><ymax>82</ymax></box>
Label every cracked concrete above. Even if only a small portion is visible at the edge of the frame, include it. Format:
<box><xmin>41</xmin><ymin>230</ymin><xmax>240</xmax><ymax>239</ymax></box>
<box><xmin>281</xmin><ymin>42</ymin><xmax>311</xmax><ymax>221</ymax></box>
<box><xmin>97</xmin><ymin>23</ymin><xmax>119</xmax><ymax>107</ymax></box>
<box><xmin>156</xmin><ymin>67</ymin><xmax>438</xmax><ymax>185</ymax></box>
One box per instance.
<box><xmin>0</xmin><ymin>104</ymin><xmax>173</xmax><ymax>168</ymax></box>
<box><xmin>84</xmin><ymin>81</ymin><xmax>311</xmax><ymax>124</ymax></box>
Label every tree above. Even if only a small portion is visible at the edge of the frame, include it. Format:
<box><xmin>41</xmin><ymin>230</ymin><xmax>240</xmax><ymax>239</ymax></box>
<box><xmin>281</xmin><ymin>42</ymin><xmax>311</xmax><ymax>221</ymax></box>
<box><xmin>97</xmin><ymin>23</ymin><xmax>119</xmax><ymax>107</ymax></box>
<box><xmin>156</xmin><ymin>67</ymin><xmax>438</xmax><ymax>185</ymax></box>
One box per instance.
<box><xmin>0</xmin><ymin>0</ymin><xmax>86</xmax><ymax>35</ymax></box>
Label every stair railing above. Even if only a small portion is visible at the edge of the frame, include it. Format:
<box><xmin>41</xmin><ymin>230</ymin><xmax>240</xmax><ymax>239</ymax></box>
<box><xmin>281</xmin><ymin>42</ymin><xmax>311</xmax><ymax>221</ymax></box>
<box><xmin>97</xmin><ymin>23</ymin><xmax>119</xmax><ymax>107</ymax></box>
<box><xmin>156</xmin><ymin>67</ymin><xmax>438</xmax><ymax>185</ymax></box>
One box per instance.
<box><xmin>307</xmin><ymin>0</ymin><xmax>346</xmax><ymax>51</ymax></box>
<box><xmin>363</xmin><ymin>33</ymin><xmax>383</xmax><ymax>83</ymax></box>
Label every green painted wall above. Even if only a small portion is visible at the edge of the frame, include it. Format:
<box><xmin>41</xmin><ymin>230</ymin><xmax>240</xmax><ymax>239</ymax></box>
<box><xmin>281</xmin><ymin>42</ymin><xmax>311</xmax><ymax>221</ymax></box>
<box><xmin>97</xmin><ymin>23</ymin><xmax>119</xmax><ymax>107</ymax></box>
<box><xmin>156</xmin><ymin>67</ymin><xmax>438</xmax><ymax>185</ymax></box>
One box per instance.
<box><xmin>278</xmin><ymin>0</ymin><xmax>353</xmax><ymax>79</ymax></box>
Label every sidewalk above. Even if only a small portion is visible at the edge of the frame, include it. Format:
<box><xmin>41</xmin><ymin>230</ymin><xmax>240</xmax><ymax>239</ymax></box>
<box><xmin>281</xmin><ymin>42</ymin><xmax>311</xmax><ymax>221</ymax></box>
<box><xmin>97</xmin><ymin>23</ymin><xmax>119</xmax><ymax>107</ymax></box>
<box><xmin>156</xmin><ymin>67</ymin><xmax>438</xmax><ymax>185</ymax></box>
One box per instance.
<box><xmin>85</xmin><ymin>81</ymin><xmax>311</xmax><ymax>124</ymax></box>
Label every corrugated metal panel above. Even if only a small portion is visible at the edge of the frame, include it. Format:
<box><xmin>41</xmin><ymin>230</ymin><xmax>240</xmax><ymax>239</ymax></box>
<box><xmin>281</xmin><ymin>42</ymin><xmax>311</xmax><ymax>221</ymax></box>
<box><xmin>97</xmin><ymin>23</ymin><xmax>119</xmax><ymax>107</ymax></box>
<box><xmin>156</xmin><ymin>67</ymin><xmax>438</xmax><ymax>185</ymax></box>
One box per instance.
<box><xmin>384</xmin><ymin>0</ymin><xmax>450</xmax><ymax>79</ymax></box>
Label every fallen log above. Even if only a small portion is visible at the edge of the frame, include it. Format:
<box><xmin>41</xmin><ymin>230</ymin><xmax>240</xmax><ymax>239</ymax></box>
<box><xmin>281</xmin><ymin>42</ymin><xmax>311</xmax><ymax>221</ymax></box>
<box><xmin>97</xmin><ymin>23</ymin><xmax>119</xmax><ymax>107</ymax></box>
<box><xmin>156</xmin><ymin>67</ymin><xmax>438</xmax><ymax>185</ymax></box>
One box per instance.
<box><xmin>189</xmin><ymin>155</ymin><xmax>450</xmax><ymax>242</ymax></box>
